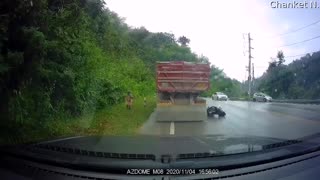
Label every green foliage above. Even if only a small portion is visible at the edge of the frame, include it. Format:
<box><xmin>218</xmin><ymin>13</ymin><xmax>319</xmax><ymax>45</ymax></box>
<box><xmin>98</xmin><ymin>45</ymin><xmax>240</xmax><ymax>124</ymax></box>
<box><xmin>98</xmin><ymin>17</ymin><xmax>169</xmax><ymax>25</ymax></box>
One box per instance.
<box><xmin>277</xmin><ymin>50</ymin><xmax>285</xmax><ymax>65</ymax></box>
<box><xmin>177</xmin><ymin>36</ymin><xmax>190</xmax><ymax>47</ymax></box>
<box><xmin>0</xmin><ymin>0</ymin><xmax>239</xmax><ymax>143</ymax></box>
<box><xmin>258</xmin><ymin>51</ymin><xmax>320</xmax><ymax>99</ymax></box>
<box><xmin>202</xmin><ymin>65</ymin><xmax>244</xmax><ymax>97</ymax></box>
<box><xmin>0</xmin><ymin>0</ymin><xmax>216</xmax><ymax>141</ymax></box>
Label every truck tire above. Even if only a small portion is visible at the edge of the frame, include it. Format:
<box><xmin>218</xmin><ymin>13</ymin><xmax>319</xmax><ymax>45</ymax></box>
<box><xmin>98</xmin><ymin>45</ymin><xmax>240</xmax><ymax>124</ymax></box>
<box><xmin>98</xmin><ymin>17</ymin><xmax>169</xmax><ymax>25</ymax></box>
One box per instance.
<box><xmin>263</xmin><ymin>98</ymin><xmax>267</xmax><ymax>102</ymax></box>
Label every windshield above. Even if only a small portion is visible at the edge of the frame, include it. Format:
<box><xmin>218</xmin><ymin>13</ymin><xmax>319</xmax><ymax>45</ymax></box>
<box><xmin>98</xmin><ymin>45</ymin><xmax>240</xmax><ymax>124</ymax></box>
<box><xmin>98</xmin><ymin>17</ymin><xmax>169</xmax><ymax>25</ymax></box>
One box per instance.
<box><xmin>1</xmin><ymin>0</ymin><xmax>320</xmax><ymax>169</ymax></box>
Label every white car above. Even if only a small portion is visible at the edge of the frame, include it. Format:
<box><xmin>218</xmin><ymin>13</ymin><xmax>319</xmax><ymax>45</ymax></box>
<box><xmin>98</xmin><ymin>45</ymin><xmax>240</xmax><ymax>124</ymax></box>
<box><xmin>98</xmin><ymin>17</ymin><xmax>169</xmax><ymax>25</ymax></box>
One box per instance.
<box><xmin>253</xmin><ymin>92</ymin><xmax>272</xmax><ymax>102</ymax></box>
<box><xmin>212</xmin><ymin>92</ymin><xmax>228</xmax><ymax>101</ymax></box>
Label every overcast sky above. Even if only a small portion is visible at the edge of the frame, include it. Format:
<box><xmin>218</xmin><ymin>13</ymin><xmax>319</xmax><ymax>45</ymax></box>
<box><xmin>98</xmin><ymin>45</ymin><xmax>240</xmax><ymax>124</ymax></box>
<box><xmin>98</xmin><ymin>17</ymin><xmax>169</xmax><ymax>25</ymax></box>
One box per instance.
<box><xmin>106</xmin><ymin>0</ymin><xmax>320</xmax><ymax>81</ymax></box>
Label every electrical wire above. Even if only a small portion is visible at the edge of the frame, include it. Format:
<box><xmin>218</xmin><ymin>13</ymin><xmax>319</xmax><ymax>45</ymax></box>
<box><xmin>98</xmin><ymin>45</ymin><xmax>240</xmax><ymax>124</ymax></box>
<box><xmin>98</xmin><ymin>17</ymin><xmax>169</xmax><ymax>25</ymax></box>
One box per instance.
<box><xmin>285</xmin><ymin>51</ymin><xmax>317</xmax><ymax>58</ymax></box>
<box><xmin>271</xmin><ymin>50</ymin><xmax>319</xmax><ymax>59</ymax></box>
<box><xmin>271</xmin><ymin>18</ymin><xmax>320</xmax><ymax>38</ymax></box>
<box><xmin>279</xmin><ymin>35</ymin><xmax>320</xmax><ymax>47</ymax></box>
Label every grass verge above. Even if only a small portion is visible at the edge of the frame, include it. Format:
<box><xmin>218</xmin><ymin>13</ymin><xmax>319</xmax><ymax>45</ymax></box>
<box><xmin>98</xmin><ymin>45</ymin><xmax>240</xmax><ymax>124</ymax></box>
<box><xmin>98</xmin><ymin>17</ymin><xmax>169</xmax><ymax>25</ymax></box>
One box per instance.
<box><xmin>1</xmin><ymin>96</ymin><xmax>156</xmax><ymax>145</ymax></box>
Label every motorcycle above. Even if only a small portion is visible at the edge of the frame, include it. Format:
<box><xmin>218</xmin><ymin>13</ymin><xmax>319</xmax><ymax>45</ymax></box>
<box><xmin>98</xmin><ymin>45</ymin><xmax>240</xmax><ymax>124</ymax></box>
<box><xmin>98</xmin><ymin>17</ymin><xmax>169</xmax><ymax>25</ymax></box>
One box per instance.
<box><xmin>207</xmin><ymin>106</ymin><xmax>226</xmax><ymax>118</ymax></box>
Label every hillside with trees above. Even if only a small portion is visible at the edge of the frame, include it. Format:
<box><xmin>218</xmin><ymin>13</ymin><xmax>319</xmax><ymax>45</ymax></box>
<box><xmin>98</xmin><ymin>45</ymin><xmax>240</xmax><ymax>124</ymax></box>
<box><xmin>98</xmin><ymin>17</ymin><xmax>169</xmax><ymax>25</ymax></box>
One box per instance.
<box><xmin>0</xmin><ymin>0</ymin><xmax>242</xmax><ymax>141</ymax></box>
<box><xmin>202</xmin><ymin>64</ymin><xmax>243</xmax><ymax>98</ymax></box>
<box><xmin>256</xmin><ymin>50</ymin><xmax>320</xmax><ymax>99</ymax></box>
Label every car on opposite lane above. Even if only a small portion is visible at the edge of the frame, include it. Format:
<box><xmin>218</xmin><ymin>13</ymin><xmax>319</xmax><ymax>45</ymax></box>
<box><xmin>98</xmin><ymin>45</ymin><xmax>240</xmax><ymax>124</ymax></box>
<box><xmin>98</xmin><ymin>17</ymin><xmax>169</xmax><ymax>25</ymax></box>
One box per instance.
<box><xmin>253</xmin><ymin>92</ymin><xmax>272</xmax><ymax>102</ymax></box>
<box><xmin>212</xmin><ymin>92</ymin><xmax>228</xmax><ymax>101</ymax></box>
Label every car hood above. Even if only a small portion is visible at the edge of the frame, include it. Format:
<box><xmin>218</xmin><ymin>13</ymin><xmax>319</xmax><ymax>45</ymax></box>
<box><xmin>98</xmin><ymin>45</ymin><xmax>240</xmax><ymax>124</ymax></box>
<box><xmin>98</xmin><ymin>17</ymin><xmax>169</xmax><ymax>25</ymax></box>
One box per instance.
<box><xmin>7</xmin><ymin>135</ymin><xmax>291</xmax><ymax>156</ymax></box>
<box><xmin>2</xmin><ymin>134</ymin><xmax>320</xmax><ymax>172</ymax></box>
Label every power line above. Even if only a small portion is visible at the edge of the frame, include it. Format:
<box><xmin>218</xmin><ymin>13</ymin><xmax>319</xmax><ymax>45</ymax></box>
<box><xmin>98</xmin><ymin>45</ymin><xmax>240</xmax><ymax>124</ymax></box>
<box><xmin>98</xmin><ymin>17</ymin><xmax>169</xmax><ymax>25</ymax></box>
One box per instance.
<box><xmin>285</xmin><ymin>53</ymin><xmax>308</xmax><ymax>58</ymax></box>
<box><xmin>271</xmin><ymin>18</ymin><xmax>320</xmax><ymax>38</ymax></box>
<box><xmin>255</xmin><ymin>66</ymin><xmax>268</xmax><ymax>69</ymax></box>
<box><xmin>279</xmin><ymin>35</ymin><xmax>320</xmax><ymax>47</ymax></box>
<box><xmin>270</xmin><ymin>50</ymin><xmax>319</xmax><ymax>60</ymax></box>
<box><xmin>285</xmin><ymin>51</ymin><xmax>318</xmax><ymax>58</ymax></box>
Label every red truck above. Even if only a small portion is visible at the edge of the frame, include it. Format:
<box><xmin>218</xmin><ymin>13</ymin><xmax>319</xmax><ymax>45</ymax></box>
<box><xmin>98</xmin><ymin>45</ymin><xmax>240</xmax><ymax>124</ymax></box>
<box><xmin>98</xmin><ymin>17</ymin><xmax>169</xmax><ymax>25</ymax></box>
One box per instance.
<box><xmin>155</xmin><ymin>61</ymin><xmax>211</xmax><ymax>121</ymax></box>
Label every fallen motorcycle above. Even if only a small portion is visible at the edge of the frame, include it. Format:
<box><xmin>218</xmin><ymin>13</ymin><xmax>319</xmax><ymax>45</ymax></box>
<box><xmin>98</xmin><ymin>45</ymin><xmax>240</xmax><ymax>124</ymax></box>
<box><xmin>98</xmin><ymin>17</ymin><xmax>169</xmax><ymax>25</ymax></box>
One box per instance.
<box><xmin>207</xmin><ymin>106</ymin><xmax>226</xmax><ymax>117</ymax></box>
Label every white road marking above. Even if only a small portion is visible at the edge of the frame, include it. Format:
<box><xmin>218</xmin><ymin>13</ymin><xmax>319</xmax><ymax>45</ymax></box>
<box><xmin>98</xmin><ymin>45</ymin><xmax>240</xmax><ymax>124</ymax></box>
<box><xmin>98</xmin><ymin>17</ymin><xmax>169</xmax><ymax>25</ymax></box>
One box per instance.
<box><xmin>170</xmin><ymin>122</ymin><xmax>175</xmax><ymax>135</ymax></box>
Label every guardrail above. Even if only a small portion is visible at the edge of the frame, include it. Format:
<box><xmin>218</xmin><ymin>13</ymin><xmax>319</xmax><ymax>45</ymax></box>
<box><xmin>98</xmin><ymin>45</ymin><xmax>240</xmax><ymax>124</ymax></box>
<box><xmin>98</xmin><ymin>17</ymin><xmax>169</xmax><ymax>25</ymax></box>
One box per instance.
<box><xmin>228</xmin><ymin>97</ymin><xmax>320</xmax><ymax>105</ymax></box>
<box><xmin>228</xmin><ymin>97</ymin><xmax>249</xmax><ymax>101</ymax></box>
<box><xmin>272</xmin><ymin>99</ymin><xmax>320</xmax><ymax>104</ymax></box>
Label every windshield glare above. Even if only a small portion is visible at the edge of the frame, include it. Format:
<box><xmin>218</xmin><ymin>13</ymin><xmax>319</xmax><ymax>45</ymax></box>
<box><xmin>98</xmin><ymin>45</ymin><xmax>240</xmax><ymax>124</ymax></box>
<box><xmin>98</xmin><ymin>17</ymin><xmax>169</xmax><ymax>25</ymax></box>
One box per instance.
<box><xmin>1</xmin><ymin>0</ymin><xmax>320</xmax><ymax>164</ymax></box>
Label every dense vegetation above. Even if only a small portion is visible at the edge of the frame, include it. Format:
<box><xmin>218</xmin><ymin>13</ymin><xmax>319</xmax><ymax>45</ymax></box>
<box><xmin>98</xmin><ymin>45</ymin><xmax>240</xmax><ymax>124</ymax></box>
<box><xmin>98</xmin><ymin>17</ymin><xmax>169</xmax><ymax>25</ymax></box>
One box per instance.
<box><xmin>7</xmin><ymin>0</ymin><xmax>316</xmax><ymax>142</ymax></box>
<box><xmin>202</xmin><ymin>64</ymin><xmax>243</xmax><ymax>98</ymax></box>
<box><xmin>256</xmin><ymin>51</ymin><xmax>320</xmax><ymax>99</ymax></box>
<box><xmin>0</xmin><ymin>0</ymin><xmax>242</xmax><ymax>141</ymax></box>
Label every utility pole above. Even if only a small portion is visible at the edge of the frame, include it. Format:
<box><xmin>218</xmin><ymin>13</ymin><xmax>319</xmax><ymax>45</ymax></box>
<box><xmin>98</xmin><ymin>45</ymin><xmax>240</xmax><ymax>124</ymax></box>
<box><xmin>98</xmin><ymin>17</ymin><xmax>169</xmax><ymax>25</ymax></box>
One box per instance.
<box><xmin>245</xmin><ymin>66</ymin><xmax>248</xmax><ymax>82</ymax></box>
<box><xmin>252</xmin><ymin>63</ymin><xmax>255</xmax><ymax>89</ymax></box>
<box><xmin>248</xmin><ymin>33</ymin><xmax>253</xmax><ymax>97</ymax></box>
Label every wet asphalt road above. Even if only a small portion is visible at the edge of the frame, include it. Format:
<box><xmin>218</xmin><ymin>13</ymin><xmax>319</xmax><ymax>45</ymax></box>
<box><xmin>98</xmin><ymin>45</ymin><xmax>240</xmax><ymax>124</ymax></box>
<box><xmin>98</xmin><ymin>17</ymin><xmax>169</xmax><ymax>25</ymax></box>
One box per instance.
<box><xmin>139</xmin><ymin>98</ymin><xmax>320</xmax><ymax>139</ymax></box>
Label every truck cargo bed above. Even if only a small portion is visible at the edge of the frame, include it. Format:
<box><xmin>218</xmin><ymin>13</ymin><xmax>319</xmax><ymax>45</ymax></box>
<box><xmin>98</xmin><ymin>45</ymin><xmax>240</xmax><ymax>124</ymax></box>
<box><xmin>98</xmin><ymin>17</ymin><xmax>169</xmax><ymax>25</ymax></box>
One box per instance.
<box><xmin>155</xmin><ymin>61</ymin><xmax>210</xmax><ymax>122</ymax></box>
<box><xmin>157</xmin><ymin>61</ymin><xmax>210</xmax><ymax>93</ymax></box>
